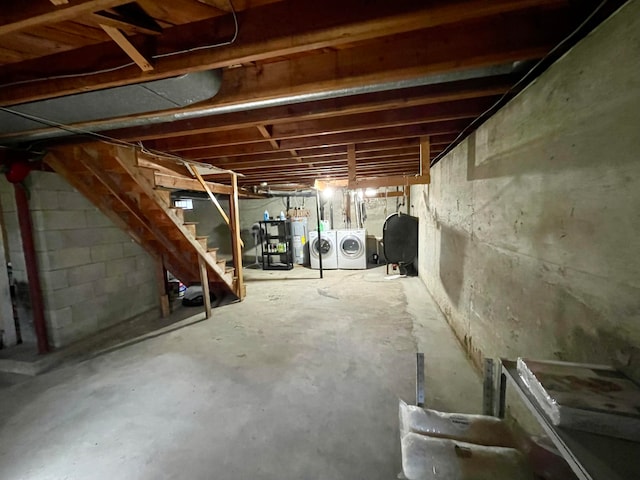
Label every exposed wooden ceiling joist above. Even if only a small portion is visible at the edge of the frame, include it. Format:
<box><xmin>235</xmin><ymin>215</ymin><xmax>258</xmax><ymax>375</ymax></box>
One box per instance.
<box><xmin>0</xmin><ymin>0</ymin><xmax>569</xmax><ymax>106</ymax></box>
<box><xmin>1</xmin><ymin>0</ymin><xmax>622</xmax><ymax>189</ymax></box>
<box><xmin>113</xmin><ymin>75</ymin><xmax>514</xmax><ymax>144</ymax></box>
<box><xmin>0</xmin><ymin>0</ymin><xmax>133</xmax><ymax>37</ymax></box>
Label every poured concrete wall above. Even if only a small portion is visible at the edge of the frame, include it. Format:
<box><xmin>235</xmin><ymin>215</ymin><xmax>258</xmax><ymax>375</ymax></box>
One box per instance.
<box><xmin>0</xmin><ymin>172</ymin><xmax>159</xmax><ymax>348</ymax></box>
<box><xmin>412</xmin><ymin>1</ymin><xmax>640</xmax><ymax>380</ymax></box>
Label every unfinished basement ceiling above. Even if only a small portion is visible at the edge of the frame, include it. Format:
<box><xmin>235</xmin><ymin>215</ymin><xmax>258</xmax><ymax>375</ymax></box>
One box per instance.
<box><xmin>0</xmin><ymin>0</ymin><xmax>628</xmax><ymax>190</ymax></box>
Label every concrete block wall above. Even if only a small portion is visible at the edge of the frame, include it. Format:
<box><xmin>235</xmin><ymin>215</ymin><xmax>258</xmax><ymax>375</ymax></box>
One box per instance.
<box><xmin>1</xmin><ymin>171</ymin><xmax>159</xmax><ymax>348</ymax></box>
<box><xmin>412</xmin><ymin>1</ymin><xmax>640</xmax><ymax>381</ymax></box>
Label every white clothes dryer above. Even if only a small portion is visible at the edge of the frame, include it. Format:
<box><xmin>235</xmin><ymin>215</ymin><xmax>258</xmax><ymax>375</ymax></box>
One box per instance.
<box><xmin>309</xmin><ymin>230</ymin><xmax>338</xmax><ymax>269</ymax></box>
<box><xmin>337</xmin><ymin>229</ymin><xmax>367</xmax><ymax>269</ymax></box>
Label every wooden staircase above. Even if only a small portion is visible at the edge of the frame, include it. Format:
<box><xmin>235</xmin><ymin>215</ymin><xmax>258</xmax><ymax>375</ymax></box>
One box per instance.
<box><xmin>44</xmin><ymin>143</ymin><xmax>245</xmax><ymax>306</ymax></box>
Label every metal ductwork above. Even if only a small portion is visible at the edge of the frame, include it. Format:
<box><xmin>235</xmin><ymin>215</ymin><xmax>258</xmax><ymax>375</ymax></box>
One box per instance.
<box><xmin>0</xmin><ymin>69</ymin><xmax>223</xmax><ymax>141</ymax></box>
<box><xmin>0</xmin><ymin>63</ymin><xmax>529</xmax><ymax>146</ymax></box>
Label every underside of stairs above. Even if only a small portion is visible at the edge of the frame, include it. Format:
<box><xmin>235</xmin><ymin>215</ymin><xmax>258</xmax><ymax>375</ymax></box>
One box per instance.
<box><xmin>44</xmin><ymin>142</ymin><xmax>245</xmax><ymax>308</ymax></box>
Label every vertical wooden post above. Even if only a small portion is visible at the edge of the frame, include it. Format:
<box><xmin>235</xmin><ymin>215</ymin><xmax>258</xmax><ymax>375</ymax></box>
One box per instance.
<box><xmin>155</xmin><ymin>258</ymin><xmax>170</xmax><ymax>318</ymax></box>
<box><xmin>229</xmin><ymin>173</ymin><xmax>245</xmax><ymax>299</ymax></box>
<box><xmin>420</xmin><ymin>136</ymin><xmax>431</xmax><ymax>182</ymax></box>
<box><xmin>198</xmin><ymin>255</ymin><xmax>212</xmax><ymax>318</ymax></box>
<box><xmin>406</xmin><ymin>186</ymin><xmax>411</xmax><ymax>215</ymax></box>
<box><xmin>347</xmin><ymin>144</ymin><xmax>356</xmax><ymax>189</ymax></box>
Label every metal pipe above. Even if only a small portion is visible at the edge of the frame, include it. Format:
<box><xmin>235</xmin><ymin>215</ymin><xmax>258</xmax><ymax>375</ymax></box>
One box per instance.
<box><xmin>315</xmin><ymin>188</ymin><xmax>323</xmax><ymax>279</ymax></box>
<box><xmin>2</xmin><ymin>64</ymin><xmax>520</xmax><ymax>145</ymax></box>
<box><xmin>13</xmin><ymin>182</ymin><xmax>50</xmax><ymax>354</ymax></box>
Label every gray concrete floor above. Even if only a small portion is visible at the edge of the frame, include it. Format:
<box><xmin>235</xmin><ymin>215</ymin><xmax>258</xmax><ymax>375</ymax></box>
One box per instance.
<box><xmin>0</xmin><ymin>266</ymin><xmax>480</xmax><ymax>479</ymax></box>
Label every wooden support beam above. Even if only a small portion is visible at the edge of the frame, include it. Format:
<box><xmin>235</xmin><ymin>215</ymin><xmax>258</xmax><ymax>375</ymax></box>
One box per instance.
<box><xmin>347</xmin><ymin>144</ymin><xmax>356</xmax><ymax>189</ymax></box>
<box><xmin>50</xmin><ymin>0</ymin><xmax>70</xmax><ymax>5</ymax></box>
<box><xmin>353</xmin><ymin>175</ymin><xmax>431</xmax><ymax>189</ymax></box>
<box><xmin>195</xmin><ymin>0</ymin><xmax>233</xmax><ymax>12</ymax></box>
<box><xmin>368</xmin><ymin>190</ymin><xmax>405</xmax><ymax>199</ymax></box>
<box><xmin>92</xmin><ymin>3</ymin><xmax>163</xmax><ymax>35</ymax></box>
<box><xmin>420</xmin><ymin>136</ymin><xmax>431</xmax><ymax>182</ymax></box>
<box><xmin>256</xmin><ymin>125</ymin><xmax>280</xmax><ymax>150</ymax></box>
<box><xmin>315</xmin><ymin>179</ymin><xmax>348</xmax><ymax>190</ymax></box>
<box><xmin>136</xmin><ymin>153</ymin><xmax>192</xmax><ymax>177</ymax></box>
<box><xmin>229</xmin><ymin>173</ymin><xmax>245</xmax><ymax>300</ymax></box>
<box><xmin>155</xmin><ymin>259</ymin><xmax>170</xmax><ymax>318</ymax></box>
<box><xmin>0</xmin><ymin>1</ymin><xmax>567</xmax><ymax>105</ymax></box>
<box><xmin>154</xmin><ymin>172</ymin><xmax>233</xmax><ymax>195</ymax></box>
<box><xmin>186</xmin><ymin>165</ymin><xmax>245</xmax><ymax>248</ymax></box>
<box><xmin>187</xmin><ymin>164</ymin><xmax>231</xmax><ymax>225</ymax></box>
<box><xmin>109</xmin><ymin>76</ymin><xmax>513</xmax><ymax>144</ymax></box>
<box><xmin>0</xmin><ymin>0</ymin><xmax>132</xmax><ymax>36</ymax></box>
<box><xmin>100</xmin><ymin>24</ymin><xmax>154</xmax><ymax>71</ymax></box>
<box><xmin>198</xmin><ymin>255</ymin><xmax>212</xmax><ymax>318</ymax></box>
<box><xmin>174</xmin><ymin>120</ymin><xmax>467</xmax><ymax>160</ymax></box>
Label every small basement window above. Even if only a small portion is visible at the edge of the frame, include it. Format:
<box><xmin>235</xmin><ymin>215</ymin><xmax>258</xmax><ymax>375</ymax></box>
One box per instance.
<box><xmin>174</xmin><ymin>199</ymin><xmax>193</xmax><ymax>210</ymax></box>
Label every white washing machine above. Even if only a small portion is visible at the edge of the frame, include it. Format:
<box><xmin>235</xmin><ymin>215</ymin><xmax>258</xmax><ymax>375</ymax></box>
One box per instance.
<box><xmin>309</xmin><ymin>230</ymin><xmax>338</xmax><ymax>269</ymax></box>
<box><xmin>337</xmin><ymin>229</ymin><xmax>367</xmax><ymax>269</ymax></box>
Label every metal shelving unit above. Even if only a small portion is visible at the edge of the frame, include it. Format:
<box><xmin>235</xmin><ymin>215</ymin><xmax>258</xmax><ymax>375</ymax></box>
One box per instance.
<box><xmin>259</xmin><ymin>219</ymin><xmax>293</xmax><ymax>270</ymax></box>
<box><xmin>486</xmin><ymin>358</ymin><xmax>640</xmax><ymax>480</ymax></box>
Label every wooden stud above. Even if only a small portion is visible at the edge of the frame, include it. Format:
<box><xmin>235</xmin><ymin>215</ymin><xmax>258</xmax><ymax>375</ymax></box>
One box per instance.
<box><xmin>256</xmin><ymin>125</ymin><xmax>280</xmax><ymax>150</ymax></box>
<box><xmin>420</xmin><ymin>136</ymin><xmax>431</xmax><ymax>179</ymax></box>
<box><xmin>153</xmin><ymin>172</ymin><xmax>233</xmax><ymax>195</ymax></box>
<box><xmin>198</xmin><ymin>255</ymin><xmax>212</xmax><ymax>319</ymax></box>
<box><xmin>92</xmin><ymin>3</ymin><xmax>163</xmax><ymax>36</ymax></box>
<box><xmin>353</xmin><ymin>175</ymin><xmax>431</xmax><ymax>189</ymax></box>
<box><xmin>155</xmin><ymin>260</ymin><xmax>170</xmax><ymax>318</ymax></box>
<box><xmin>186</xmin><ymin>164</ymin><xmax>230</xmax><ymax>225</ymax></box>
<box><xmin>229</xmin><ymin>173</ymin><xmax>245</xmax><ymax>300</ymax></box>
<box><xmin>347</xmin><ymin>144</ymin><xmax>356</xmax><ymax>189</ymax></box>
<box><xmin>99</xmin><ymin>24</ymin><xmax>154</xmax><ymax>71</ymax></box>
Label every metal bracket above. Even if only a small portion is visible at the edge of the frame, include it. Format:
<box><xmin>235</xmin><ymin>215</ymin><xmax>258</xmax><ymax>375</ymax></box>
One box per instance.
<box><xmin>482</xmin><ymin>357</ymin><xmax>495</xmax><ymax>416</ymax></box>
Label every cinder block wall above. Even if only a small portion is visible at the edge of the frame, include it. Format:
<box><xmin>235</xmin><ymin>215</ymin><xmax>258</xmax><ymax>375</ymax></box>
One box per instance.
<box><xmin>412</xmin><ymin>1</ymin><xmax>640</xmax><ymax>379</ymax></box>
<box><xmin>1</xmin><ymin>172</ymin><xmax>159</xmax><ymax>348</ymax></box>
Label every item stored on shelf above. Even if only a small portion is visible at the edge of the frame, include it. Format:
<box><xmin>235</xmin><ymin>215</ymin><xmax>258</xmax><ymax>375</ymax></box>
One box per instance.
<box><xmin>399</xmin><ymin>400</ymin><xmax>518</xmax><ymax>448</ymax></box>
<box><xmin>287</xmin><ymin>208</ymin><xmax>310</xmax><ymax>218</ymax></box>
<box><xmin>517</xmin><ymin>358</ymin><xmax>640</xmax><ymax>441</ymax></box>
<box><xmin>259</xmin><ymin>219</ymin><xmax>293</xmax><ymax>270</ymax></box>
<box><xmin>401</xmin><ymin>433</ymin><xmax>533</xmax><ymax>480</ymax></box>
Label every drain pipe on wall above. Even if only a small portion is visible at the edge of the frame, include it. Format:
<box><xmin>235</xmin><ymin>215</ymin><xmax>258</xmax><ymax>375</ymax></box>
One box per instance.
<box><xmin>5</xmin><ymin>162</ymin><xmax>50</xmax><ymax>354</ymax></box>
